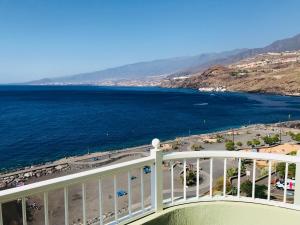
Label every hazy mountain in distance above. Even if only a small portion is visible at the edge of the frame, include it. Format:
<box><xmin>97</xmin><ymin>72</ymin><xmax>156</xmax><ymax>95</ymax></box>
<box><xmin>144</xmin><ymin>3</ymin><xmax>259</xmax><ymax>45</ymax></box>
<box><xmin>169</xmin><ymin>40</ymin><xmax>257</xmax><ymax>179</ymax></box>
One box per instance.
<box><xmin>177</xmin><ymin>33</ymin><xmax>300</xmax><ymax>75</ymax></box>
<box><xmin>29</xmin><ymin>49</ymin><xmax>246</xmax><ymax>84</ymax></box>
<box><xmin>29</xmin><ymin>33</ymin><xmax>300</xmax><ymax>84</ymax></box>
<box><xmin>262</xmin><ymin>33</ymin><xmax>300</xmax><ymax>52</ymax></box>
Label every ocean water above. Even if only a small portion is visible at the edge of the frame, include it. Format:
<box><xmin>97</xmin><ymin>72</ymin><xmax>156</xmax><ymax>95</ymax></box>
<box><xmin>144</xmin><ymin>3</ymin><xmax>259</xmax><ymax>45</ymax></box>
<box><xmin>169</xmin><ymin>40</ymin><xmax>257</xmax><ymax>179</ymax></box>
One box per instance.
<box><xmin>0</xmin><ymin>85</ymin><xmax>300</xmax><ymax>171</ymax></box>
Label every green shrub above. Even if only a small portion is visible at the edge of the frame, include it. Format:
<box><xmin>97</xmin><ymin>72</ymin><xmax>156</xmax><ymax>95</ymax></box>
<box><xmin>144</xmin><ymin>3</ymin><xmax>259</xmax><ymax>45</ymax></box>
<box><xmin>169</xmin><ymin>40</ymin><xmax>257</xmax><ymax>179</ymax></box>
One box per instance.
<box><xmin>230</xmin><ymin>71</ymin><xmax>239</xmax><ymax>76</ymax></box>
<box><xmin>260</xmin><ymin>167</ymin><xmax>269</xmax><ymax>177</ymax></box>
<box><xmin>252</xmin><ymin>139</ymin><xmax>261</xmax><ymax>146</ymax></box>
<box><xmin>225</xmin><ymin>140</ymin><xmax>235</xmax><ymax>151</ymax></box>
<box><xmin>263</xmin><ymin>134</ymin><xmax>280</xmax><ymax>146</ymax></box>
<box><xmin>213</xmin><ymin>176</ymin><xmax>231</xmax><ymax>194</ymax></box>
<box><xmin>227</xmin><ymin>167</ymin><xmax>238</xmax><ymax>177</ymax></box>
<box><xmin>241</xmin><ymin>180</ymin><xmax>267</xmax><ymax>199</ymax></box>
<box><xmin>276</xmin><ymin>162</ymin><xmax>296</xmax><ymax>178</ymax></box>
<box><xmin>247</xmin><ymin>140</ymin><xmax>253</xmax><ymax>146</ymax></box>
<box><xmin>191</xmin><ymin>143</ymin><xmax>203</xmax><ymax>151</ymax></box>
<box><xmin>236</xmin><ymin>142</ymin><xmax>243</xmax><ymax>147</ymax></box>
<box><xmin>181</xmin><ymin>170</ymin><xmax>198</xmax><ymax>186</ymax></box>
<box><xmin>291</xmin><ymin>133</ymin><xmax>300</xmax><ymax>142</ymax></box>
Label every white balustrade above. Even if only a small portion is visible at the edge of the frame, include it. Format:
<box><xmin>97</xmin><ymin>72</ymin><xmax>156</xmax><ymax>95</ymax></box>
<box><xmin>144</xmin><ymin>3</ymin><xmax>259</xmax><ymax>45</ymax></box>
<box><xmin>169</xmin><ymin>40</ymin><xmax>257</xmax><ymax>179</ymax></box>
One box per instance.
<box><xmin>44</xmin><ymin>192</ymin><xmax>49</xmax><ymax>225</ymax></box>
<box><xmin>0</xmin><ymin>155</ymin><xmax>154</xmax><ymax>225</ymax></box>
<box><xmin>113</xmin><ymin>175</ymin><xmax>118</xmax><ymax>221</ymax></box>
<box><xmin>22</xmin><ymin>197</ymin><xmax>27</xmax><ymax>225</ymax></box>
<box><xmin>163</xmin><ymin>150</ymin><xmax>300</xmax><ymax>211</ymax></box>
<box><xmin>183</xmin><ymin>159</ymin><xmax>187</xmax><ymax>200</ymax></box>
<box><xmin>0</xmin><ymin>139</ymin><xmax>300</xmax><ymax>225</ymax></box>
<box><xmin>127</xmin><ymin>171</ymin><xmax>132</xmax><ymax>216</ymax></box>
<box><xmin>237</xmin><ymin>158</ymin><xmax>241</xmax><ymax>198</ymax></box>
<box><xmin>64</xmin><ymin>186</ymin><xmax>69</xmax><ymax>225</ymax></box>
<box><xmin>209</xmin><ymin>158</ymin><xmax>213</xmax><ymax>197</ymax></box>
<box><xmin>98</xmin><ymin>179</ymin><xmax>103</xmax><ymax>225</ymax></box>
<box><xmin>283</xmin><ymin>163</ymin><xmax>289</xmax><ymax>203</ymax></box>
<box><xmin>223</xmin><ymin>158</ymin><xmax>227</xmax><ymax>197</ymax></box>
<box><xmin>170</xmin><ymin>161</ymin><xmax>174</xmax><ymax>204</ymax></box>
<box><xmin>140</xmin><ymin>167</ymin><xmax>144</xmax><ymax>211</ymax></box>
<box><xmin>267</xmin><ymin>161</ymin><xmax>272</xmax><ymax>201</ymax></box>
<box><xmin>196</xmin><ymin>158</ymin><xmax>200</xmax><ymax>198</ymax></box>
<box><xmin>82</xmin><ymin>183</ymin><xmax>87</xmax><ymax>225</ymax></box>
<box><xmin>252</xmin><ymin>159</ymin><xmax>256</xmax><ymax>199</ymax></box>
<box><xmin>0</xmin><ymin>203</ymin><xmax>2</xmax><ymax>225</ymax></box>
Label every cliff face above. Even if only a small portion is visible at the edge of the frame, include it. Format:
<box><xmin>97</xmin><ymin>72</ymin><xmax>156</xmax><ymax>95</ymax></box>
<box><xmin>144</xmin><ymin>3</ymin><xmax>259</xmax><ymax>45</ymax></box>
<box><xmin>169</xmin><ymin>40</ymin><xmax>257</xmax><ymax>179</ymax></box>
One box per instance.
<box><xmin>161</xmin><ymin>65</ymin><xmax>233</xmax><ymax>89</ymax></box>
<box><xmin>161</xmin><ymin>52</ymin><xmax>300</xmax><ymax>96</ymax></box>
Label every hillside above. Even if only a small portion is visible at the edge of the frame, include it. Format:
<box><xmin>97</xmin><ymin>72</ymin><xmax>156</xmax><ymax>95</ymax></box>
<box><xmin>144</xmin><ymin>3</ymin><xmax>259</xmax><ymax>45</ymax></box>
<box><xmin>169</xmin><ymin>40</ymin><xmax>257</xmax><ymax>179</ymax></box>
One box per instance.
<box><xmin>29</xmin><ymin>49</ymin><xmax>244</xmax><ymax>85</ymax></box>
<box><xmin>28</xmin><ymin>33</ymin><xmax>300</xmax><ymax>87</ymax></box>
<box><xmin>161</xmin><ymin>51</ymin><xmax>300</xmax><ymax>96</ymax></box>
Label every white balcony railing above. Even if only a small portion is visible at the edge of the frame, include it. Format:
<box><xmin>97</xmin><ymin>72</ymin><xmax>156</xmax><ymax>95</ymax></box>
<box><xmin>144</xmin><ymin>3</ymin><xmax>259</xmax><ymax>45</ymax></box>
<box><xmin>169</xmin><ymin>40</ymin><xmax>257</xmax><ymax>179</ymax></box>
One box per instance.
<box><xmin>0</xmin><ymin>138</ymin><xmax>300</xmax><ymax>225</ymax></box>
<box><xmin>162</xmin><ymin>149</ymin><xmax>300</xmax><ymax>210</ymax></box>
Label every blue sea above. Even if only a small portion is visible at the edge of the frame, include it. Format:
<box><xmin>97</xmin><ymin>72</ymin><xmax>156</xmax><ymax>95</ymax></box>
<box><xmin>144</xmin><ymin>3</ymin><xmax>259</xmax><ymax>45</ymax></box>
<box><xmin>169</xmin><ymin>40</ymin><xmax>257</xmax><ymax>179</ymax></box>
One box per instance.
<box><xmin>1</xmin><ymin>85</ymin><xmax>300</xmax><ymax>171</ymax></box>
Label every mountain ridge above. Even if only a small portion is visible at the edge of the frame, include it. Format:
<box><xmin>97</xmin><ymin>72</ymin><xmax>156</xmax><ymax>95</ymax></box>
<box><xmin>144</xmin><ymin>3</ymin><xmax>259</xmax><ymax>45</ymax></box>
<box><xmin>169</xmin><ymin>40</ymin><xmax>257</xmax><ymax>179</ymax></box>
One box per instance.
<box><xmin>29</xmin><ymin>49</ymin><xmax>245</xmax><ymax>84</ymax></box>
<box><xmin>162</xmin><ymin>49</ymin><xmax>300</xmax><ymax>96</ymax></box>
<box><xmin>29</xmin><ymin>33</ymin><xmax>300</xmax><ymax>85</ymax></box>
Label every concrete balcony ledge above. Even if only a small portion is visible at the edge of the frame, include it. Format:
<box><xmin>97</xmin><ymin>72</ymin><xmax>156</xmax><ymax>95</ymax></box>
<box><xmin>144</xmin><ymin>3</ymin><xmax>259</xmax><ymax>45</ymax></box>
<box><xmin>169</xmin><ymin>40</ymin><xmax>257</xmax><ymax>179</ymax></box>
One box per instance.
<box><xmin>130</xmin><ymin>201</ymin><xmax>300</xmax><ymax>225</ymax></box>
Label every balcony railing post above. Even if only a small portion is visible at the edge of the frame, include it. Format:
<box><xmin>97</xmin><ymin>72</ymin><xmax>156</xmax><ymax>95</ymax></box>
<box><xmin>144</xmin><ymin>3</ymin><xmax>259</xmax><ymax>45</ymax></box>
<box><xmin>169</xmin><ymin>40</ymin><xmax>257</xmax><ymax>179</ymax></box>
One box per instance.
<box><xmin>295</xmin><ymin>151</ymin><xmax>300</xmax><ymax>205</ymax></box>
<box><xmin>0</xmin><ymin>203</ymin><xmax>3</xmax><ymax>225</ymax></box>
<box><xmin>151</xmin><ymin>138</ymin><xmax>163</xmax><ymax>212</ymax></box>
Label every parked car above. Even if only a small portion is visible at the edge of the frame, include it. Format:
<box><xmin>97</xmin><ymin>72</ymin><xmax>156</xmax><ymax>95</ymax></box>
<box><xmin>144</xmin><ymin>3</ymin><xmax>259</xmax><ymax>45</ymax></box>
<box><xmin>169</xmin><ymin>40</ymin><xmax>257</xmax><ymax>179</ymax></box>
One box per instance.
<box><xmin>143</xmin><ymin>166</ymin><xmax>151</xmax><ymax>174</ymax></box>
<box><xmin>117</xmin><ymin>190</ymin><xmax>128</xmax><ymax>197</ymax></box>
<box><xmin>131</xmin><ymin>176</ymin><xmax>137</xmax><ymax>180</ymax></box>
<box><xmin>275</xmin><ymin>179</ymin><xmax>295</xmax><ymax>191</ymax></box>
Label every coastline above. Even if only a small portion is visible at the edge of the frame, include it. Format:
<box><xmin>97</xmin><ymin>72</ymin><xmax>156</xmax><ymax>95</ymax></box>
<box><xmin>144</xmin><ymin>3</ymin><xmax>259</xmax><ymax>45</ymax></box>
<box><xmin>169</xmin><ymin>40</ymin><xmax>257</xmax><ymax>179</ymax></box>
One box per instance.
<box><xmin>3</xmin><ymin>85</ymin><xmax>300</xmax><ymax>172</ymax></box>
<box><xmin>1</xmin><ymin>120</ymin><xmax>300</xmax><ymax>225</ymax></box>
<box><xmin>10</xmin><ymin>83</ymin><xmax>300</xmax><ymax>97</ymax></box>
<box><xmin>1</xmin><ymin>120</ymin><xmax>299</xmax><ymax>190</ymax></box>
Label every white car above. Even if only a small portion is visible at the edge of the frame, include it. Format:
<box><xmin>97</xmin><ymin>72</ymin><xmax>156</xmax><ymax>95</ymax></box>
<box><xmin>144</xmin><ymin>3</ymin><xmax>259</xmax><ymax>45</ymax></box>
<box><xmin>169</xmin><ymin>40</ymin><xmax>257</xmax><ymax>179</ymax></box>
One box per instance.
<box><xmin>276</xmin><ymin>179</ymin><xmax>295</xmax><ymax>191</ymax></box>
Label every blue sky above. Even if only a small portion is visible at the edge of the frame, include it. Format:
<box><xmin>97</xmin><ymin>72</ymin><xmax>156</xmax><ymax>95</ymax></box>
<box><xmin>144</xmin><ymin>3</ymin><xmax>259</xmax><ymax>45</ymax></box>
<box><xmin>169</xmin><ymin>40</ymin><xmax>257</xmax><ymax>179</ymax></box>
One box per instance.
<box><xmin>0</xmin><ymin>0</ymin><xmax>300</xmax><ymax>83</ymax></box>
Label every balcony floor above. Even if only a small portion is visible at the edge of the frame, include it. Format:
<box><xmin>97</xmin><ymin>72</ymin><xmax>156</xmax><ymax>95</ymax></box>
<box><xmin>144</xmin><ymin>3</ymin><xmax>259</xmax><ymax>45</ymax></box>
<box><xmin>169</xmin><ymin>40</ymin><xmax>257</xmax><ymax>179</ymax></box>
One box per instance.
<box><xmin>130</xmin><ymin>201</ymin><xmax>300</xmax><ymax>225</ymax></box>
